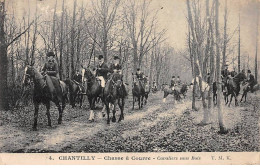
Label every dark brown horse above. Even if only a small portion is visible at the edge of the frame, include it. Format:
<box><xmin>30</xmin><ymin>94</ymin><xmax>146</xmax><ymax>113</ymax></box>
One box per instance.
<box><xmin>23</xmin><ymin>65</ymin><xmax>68</xmax><ymax>131</ymax></box>
<box><xmin>132</xmin><ymin>77</ymin><xmax>145</xmax><ymax>109</ymax></box>
<box><xmin>82</xmin><ymin>68</ymin><xmax>103</xmax><ymax>121</ymax></box>
<box><xmin>64</xmin><ymin>79</ymin><xmax>85</xmax><ymax>108</ymax></box>
<box><xmin>103</xmin><ymin>73</ymin><xmax>127</xmax><ymax>124</ymax></box>
<box><xmin>226</xmin><ymin>72</ymin><xmax>246</xmax><ymax>106</ymax></box>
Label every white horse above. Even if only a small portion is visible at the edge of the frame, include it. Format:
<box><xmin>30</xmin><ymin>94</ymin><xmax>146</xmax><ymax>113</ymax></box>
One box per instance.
<box><xmin>191</xmin><ymin>77</ymin><xmax>210</xmax><ymax>98</ymax></box>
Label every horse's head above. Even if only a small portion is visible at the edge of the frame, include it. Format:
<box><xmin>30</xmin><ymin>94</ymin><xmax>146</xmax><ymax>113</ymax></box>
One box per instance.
<box><xmin>22</xmin><ymin>65</ymin><xmax>35</xmax><ymax>86</ymax></box>
<box><xmin>111</xmin><ymin>73</ymin><xmax>123</xmax><ymax>88</ymax></box>
<box><xmin>235</xmin><ymin>72</ymin><xmax>247</xmax><ymax>83</ymax></box>
<box><xmin>82</xmin><ymin>68</ymin><xmax>94</xmax><ymax>82</ymax></box>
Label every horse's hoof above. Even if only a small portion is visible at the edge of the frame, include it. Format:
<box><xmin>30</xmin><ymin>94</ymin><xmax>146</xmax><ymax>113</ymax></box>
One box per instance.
<box><xmin>48</xmin><ymin>124</ymin><xmax>52</xmax><ymax>127</ymax></box>
<box><xmin>89</xmin><ymin>119</ymin><xmax>94</xmax><ymax>122</ymax></box>
<box><xmin>102</xmin><ymin>114</ymin><xmax>106</xmax><ymax>117</ymax></box>
<box><xmin>32</xmin><ymin>127</ymin><xmax>37</xmax><ymax>131</ymax></box>
<box><xmin>58</xmin><ymin>119</ymin><xmax>62</xmax><ymax>124</ymax></box>
<box><xmin>107</xmin><ymin>121</ymin><xmax>110</xmax><ymax>125</ymax></box>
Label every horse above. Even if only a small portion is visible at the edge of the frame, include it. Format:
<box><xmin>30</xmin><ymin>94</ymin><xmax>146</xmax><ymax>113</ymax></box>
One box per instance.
<box><xmin>179</xmin><ymin>83</ymin><xmax>188</xmax><ymax>98</ymax></box>
<box><xmin>191</xmin><ymin>77</ymin><xmax>210</xmax><ymax>98</ymax></box>
<box><xmin>240</xmin><ymin>83</ymin><xmax>260</xmax><ymax>102</ymax></box>
<box><xmin>103</xmin><ymin>73</ymin><xmax>127</xmax><ymax>124</ymax></box>
<box><xmin>22</xmin><ymin>65</ymin><xmax>68</xmax><ymax>131</ymax></box>
<box><xmin>225</xmin><ymin>72</ymin><xmax>247</xmax><ymax>106</ymax></box>
<box><xmin>64</xmin><ymin>79</ymin><xmax>85</xmax><ymax>108</ymax></box>
<box><xmin>162</xmin><ymin>84</ymin><xmax>182</xmax><ymax>103</ymax></box>
<box><xmin>81</xmin><ymin>67</ymin><xmax>104</xmax><ymax>121</ymax></box>
<box><xmin>132</xmin><ymin>77</ymin><xmax>145</xmax><ymax>109</ymax></box>
<box><xmin>212</xmin><ymin>81</ymin><xmax>229</xmax><ymax>105</ymax></box>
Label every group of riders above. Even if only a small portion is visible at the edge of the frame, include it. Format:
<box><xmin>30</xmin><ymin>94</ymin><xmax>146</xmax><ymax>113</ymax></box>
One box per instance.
<box><xmin>41</xmin><ymin>51</ymin><xmax>151</xmax><ymax>100</ymax></box>
<box><xmin>215</xmin><ymin>63</ymin><xmax>256</xmax><ymax>93</ymax></box>
<box><xmin>40</xmin><ymin>51</ymin><xmax>256</xmax><ymax>104</ymax></box>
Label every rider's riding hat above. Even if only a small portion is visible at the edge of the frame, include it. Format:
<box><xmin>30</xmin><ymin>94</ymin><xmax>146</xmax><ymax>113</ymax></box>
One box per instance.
<box><xmin>248</xmin><ymin>70</ymin><xmax>251</xmax><ymax>73</ymax></box>
<box><xmin>172</xmin><ymin>76</ymin><xmax>175</xmax><ymax>78</ymax></box>
<box><xmin>47</xmin><ymin>51</ymin><xmax>55</xmax><ymax>57</ymax></box>
<box><xmin>137</xmin><ymin>68</ymin><xmax>140</xmax><ymax>71</ymax></box>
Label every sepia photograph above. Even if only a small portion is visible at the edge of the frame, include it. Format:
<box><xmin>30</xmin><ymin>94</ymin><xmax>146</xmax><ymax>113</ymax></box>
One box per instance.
<box><xmin>0</xmin><ymin>0</ymin><xmax>259</xmax><ymax>165</ymax></box>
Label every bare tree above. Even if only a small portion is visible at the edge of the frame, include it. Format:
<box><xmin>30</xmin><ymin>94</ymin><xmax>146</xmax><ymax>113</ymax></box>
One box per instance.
<box><xmin>123</xmin><ymin>0</ymin><xmax>166</xmax><ymax>72</ymax></box>
<box><xmin>91</xmin><ymin>0</ymin><xmax>121</xmax><ymax>62</ymax></box>
<box><xmin>0</xmin><ymin>0</ymin><xmax>33</xmax><ymax>110</ymax></box>
<box><xmin>215</xmin><ymin>0</ymin><xmax>227</xmax><ymax>134</ymax></box>
<box><xmin>255</xmin><ymin>1</ymin><xmax>259</xmax><ymax>82</ymax></box>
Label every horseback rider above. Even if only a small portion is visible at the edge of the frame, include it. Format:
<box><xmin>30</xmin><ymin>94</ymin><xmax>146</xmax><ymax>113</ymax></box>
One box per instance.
<box><xmin>136</xmin><ymin>68</ymin><xmax>144</xmax><ymax>80</ymax></box>
<box><xmin>110</xmin><ymin>56</ymin><xmax>122</xmax><ymax>74</ymax></box>
<box><xmin>96</xmin><ymin>55</ymin><xmax>110</xmax><ymax>88</ymax></box>
<box><xmin>176</xmin><ymin>76</ymin><xmax>181</xmax><ymax>85</ymax></box>
<box><xmin>152</xmin><ymin>81</ymin><xmax>157</xmax><ymax>89</ymax></box>
<box><xmin>109</xmin><ymin>55</ymin><xmax>128</xmax><ymax>96</ymax></box>
<box><xmin>73</xmin><ymin>69</ymin><xmax>84</xmax><ymax>93</ymax></box>
<box><xmin>170</xmin><ymin>76</ymin><xmax>176</xmax><ymax>91</ymax></box>
<box><xmin>246</xmin><ymin>70</ymin><xmax>255</xmax><ymax>93</ymax></box>
<box><xmin>221</xmin><ymin>63</ymin><xmax>230</xmax><ymax>80</ymax></box>
<box><xmin>42</xmin><ymin>51</ymin><xmax>59</xmax><ymax>78</ymax></box>
<box><xmin>221</xmin><ymin>63</ymin><xmax>230</xmax><ymax>92</ymax></box>
<box><xmin>206</xmin><ymin>73</ymin><xmax>210</xmax><ymax>84</ymax></box>
<box><xmin>41</xmin><ymin>51</ymin><xmax>59</xmax><ymax>99</ymax></box>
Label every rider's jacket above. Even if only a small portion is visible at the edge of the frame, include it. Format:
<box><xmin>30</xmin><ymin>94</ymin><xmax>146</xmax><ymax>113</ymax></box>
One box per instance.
<box><xmin>73</xmin><ymin>74</ymin><xmax>82</xmax><ymax>83</ymax></box>
<box><xmin>96</xmin><ymin>62</ymin><xmax>110</xmax><ymax>80</ymax></box>
<box><xmin>247</xmin><ymin>74</ymin><xmax>255</xmax><ymax>84</ymax></box>
<box><xmin>110</xmin><ymin>64</ymin><xmax>122</xmax><ymax>73</ymax></box>
<box><xmin>42</xmin><ymin>60</ymin><xmax>58</xmax><ymax>77</ymax></box>
<box><xmin>170</xmin><ymin>78</ymin><xmax>176</xmax><ymax>87</ymax></box>
<box><xmin>221</xmin><ymin>69</ymin><xmax>230</xmax><ymax>78</ymax></box>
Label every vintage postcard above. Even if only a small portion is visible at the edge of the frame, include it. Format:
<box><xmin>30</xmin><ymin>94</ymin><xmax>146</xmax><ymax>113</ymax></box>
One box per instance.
<box><xmin>0</xmin><ymin>0</ymin><xmax>259</xmax><ymax>165</ymax></box>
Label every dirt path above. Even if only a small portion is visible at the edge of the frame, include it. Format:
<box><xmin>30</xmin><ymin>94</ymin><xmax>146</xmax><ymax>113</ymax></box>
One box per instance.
<box><xmin>0</xmin><ymin>92</ymin><xmax>187</xmax><ymax>152</ymax></box>
<box><xmin>0</xmin><ymin>91</ymin><xmax>259</xmax><ymax>152</ymax></box>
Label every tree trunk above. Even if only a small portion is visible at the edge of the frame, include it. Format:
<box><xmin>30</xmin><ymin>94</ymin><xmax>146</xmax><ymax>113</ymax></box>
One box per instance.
<box><xmin>215</xmin><ymin>0</ymin><xmax>227</xmax><ymax>134</ymax></box>
<box><xmin>255</xmin><ymin>2</ymin><xmax>259</xmax><ymax>82</ymax></box>
<box><xmin>70</xmin><ymin>0</ymin><xmax>77</xmax><ymax>77</ymax></box>
<box><xmin>59</xmin><ymin>0</ymin><xmax>65</xmax><ymax>80</ymax></box>
<box><xmin>222</xmin><ymin>0</ymin><xmax>227</xmax><ymax>69</ymax></box>
<box><xmin>238</xmin><ymin>11</ymin><xmax>241</xmax><ymax>72</ymax></box>
<box><xmin>0</xmin><ymin>2</ymin><xmax>8</xmax><ymax>110</ymax></box>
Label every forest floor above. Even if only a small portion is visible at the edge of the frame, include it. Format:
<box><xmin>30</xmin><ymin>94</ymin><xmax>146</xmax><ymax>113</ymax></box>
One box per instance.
<box><xmin>0</xmin><ymin>89</ymin><xmax>259</xmax><ymax>152</ymax></box>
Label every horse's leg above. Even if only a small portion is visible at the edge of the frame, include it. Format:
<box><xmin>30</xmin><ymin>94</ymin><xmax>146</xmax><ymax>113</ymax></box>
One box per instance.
<box><xmin>138</xmin><ymin>96</ymin><xmax>141</xmax><ymax>109</ymax></box>
<box><xmin>33</xmin><ymin>102</ymin><xmax>40</xmax><ymax>131</ymax></box>
<box><xmin>80</xmin><ymin>94</ymin><xmax>83</xmax><ymax>108</ymax></box>
<box><xmin>118</xmin><ymin>98</ymin><xmax>125</xmax><ymax>122</ymax></box>
<box><xmin>225</xmin><ymin>94</ymin><xmax>229</xmax><ymax>105</ymax></box>
<box><xmin>240</xmin><ymin>92</ymin><xmax>244</xmax><ymax>102</ymax></box>
<box><xmin>163</xmin><ymin>92</ymin><xmax>168</xmax><ymax>102</ymax></box>
<box><xmin>112</xmin><ymin>102</ymin><xmax>116</xmax><ymax>123</ymax></box>
<box><xmin>141</xmin><ymin>96</ymin><xmax>144</xmax><ymax>108</ymax></box>
<box><xmin>56</xmin><ymin>101</ymin><xmax>63</xmax><ymax>124</ymax></box>
<box><xmin>228</xmin><ymin>93</ymin><xmax>233</xmax><ymax>107</ymax></box>
<box><xmin>105</xmin><ymin>102</ymin><xmax>110</xmax><ymax>124</ymax></box>
<box><xmin>234</xmin><ymin>94</ymin><xmax>238</xmax><ymax>106</ymax></box>
<box><xmin>88</xmin><ymin>97</ymin><xmax>95</xmax><ymax>122</ymax></box>
<box><xmin>132</xmin><ymin>95</ymin><xmax>135</xmax><ymax>110</ymax></box>
<box><xmin>46</xmin><ymin>101</ymin><xmax>51</xmax><ymax>127</ymax></box>
<box><xmin>101</xmin><ymin>103</ymin><xmax>106</xmax><ymax>117</ymax></box>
